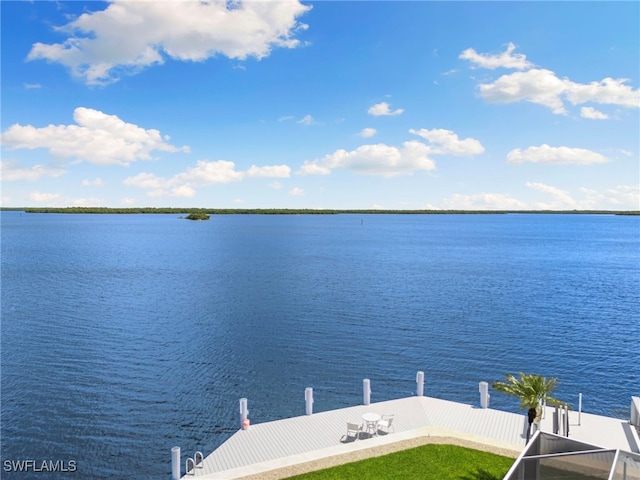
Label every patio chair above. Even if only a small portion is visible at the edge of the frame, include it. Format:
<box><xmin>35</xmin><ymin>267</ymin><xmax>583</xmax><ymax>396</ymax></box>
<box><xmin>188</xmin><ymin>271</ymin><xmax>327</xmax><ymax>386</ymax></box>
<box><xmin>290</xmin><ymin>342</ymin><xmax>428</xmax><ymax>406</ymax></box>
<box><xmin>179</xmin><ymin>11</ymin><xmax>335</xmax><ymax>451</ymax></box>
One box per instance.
<box><xmin>377</xmin><ymin>414</ymin><xmax>395</xmax><ymax>434</ymax></box>
<box><xmin>346</xmin><ymin>421</ymin><xmax>362</xmax><ymax>441</ymax></box>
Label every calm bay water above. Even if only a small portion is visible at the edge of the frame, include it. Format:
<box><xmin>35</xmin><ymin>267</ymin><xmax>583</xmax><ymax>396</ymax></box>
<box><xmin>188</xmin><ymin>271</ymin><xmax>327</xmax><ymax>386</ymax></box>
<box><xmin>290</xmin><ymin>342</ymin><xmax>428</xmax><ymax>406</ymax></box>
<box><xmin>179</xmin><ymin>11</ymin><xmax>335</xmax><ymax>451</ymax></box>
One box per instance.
<box><xmin>1</xmin><ymin>212</ymin><xmax>639</xmax><ymax>479</ymax></box>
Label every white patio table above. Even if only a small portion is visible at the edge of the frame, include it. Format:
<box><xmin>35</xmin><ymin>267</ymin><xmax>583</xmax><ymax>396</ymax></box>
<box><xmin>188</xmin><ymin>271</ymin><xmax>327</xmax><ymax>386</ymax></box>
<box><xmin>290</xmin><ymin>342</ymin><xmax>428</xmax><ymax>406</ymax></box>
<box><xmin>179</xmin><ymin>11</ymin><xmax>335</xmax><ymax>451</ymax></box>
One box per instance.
<box><xmin>362</xmin><ymin>412</ymin><xmax>381</xmax><ymax>436</ymax></box>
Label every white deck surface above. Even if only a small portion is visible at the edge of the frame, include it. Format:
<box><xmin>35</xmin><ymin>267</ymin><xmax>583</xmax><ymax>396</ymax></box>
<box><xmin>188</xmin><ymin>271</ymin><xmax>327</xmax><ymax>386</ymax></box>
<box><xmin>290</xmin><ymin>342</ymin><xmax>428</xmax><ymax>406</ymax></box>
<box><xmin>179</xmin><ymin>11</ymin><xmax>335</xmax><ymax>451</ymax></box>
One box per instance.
<box><xmin>180</xmin><ymin>395</ymin><xmax>639</xmax><ymax>479</ymax></box>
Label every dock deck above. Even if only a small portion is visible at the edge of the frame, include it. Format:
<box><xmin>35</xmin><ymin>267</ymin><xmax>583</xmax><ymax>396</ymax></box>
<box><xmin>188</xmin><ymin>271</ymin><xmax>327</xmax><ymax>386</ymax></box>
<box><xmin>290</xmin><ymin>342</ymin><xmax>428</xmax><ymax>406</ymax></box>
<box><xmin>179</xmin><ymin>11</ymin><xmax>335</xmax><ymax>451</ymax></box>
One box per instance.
<box><xmin>181</xmin><ymin>395</ymin><xmax>639</xmax><ymax>479</ymax></box>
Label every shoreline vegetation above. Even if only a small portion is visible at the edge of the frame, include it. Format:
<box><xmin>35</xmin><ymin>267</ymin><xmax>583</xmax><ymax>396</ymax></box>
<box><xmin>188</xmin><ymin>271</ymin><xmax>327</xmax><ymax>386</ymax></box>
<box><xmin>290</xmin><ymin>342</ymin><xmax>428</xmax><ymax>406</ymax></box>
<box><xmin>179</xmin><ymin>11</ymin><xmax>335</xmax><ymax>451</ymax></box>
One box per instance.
<box><xmin>1</xmin><ymin>207</ymin><xmax>638</xmax><ymax>215</ymax></box>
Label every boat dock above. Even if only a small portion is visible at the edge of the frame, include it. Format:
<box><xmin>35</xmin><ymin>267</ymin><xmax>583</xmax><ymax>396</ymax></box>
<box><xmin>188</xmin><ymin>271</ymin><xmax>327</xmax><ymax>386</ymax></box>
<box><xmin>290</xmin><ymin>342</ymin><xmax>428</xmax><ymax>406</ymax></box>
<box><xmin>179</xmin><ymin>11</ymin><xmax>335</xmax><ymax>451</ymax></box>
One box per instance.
<box><xmin>175</xmin><ymin>394</ymin><xmax>640</xmax><ymax>479</ymax></box>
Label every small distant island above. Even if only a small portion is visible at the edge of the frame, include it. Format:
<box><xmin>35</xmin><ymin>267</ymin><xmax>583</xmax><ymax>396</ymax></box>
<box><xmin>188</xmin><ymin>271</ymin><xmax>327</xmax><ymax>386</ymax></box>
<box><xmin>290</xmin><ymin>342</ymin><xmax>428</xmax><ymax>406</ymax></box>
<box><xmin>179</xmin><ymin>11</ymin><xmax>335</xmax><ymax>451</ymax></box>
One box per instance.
<box><xmin>186</xmin><ymin>212</ymin><xmax>210</xmax><ymax>221</ymax></box>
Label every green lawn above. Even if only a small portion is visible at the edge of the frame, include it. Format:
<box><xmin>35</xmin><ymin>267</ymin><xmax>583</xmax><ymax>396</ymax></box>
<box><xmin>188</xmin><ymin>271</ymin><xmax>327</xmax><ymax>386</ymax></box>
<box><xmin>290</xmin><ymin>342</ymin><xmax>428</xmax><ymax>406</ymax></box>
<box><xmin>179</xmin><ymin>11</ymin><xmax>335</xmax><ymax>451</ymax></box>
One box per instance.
<box><xmin>284</xmin><ymin>444</ymin><xmax>515</xmax><ymax>480</ymax></box>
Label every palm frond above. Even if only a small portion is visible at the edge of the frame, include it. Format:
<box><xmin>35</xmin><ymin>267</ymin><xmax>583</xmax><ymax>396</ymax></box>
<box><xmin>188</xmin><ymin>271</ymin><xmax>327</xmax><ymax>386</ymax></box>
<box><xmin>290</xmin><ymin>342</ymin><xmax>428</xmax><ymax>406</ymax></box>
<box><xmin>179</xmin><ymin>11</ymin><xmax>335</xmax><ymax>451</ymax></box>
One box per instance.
<box><xmin>492</xmin><ymin>372</ymin><xmax>562</xmax><ymax>409</ymax></box>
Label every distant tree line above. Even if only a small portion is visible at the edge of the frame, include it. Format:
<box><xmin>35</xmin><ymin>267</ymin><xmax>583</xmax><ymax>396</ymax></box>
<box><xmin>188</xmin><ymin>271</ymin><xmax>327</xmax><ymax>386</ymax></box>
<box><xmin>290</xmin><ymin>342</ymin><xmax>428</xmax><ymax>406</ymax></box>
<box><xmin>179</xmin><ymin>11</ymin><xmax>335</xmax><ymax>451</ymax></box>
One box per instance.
<box><xmin>1</xmin><ymin>207</ymin><xmax>638</xmax><ymax>215</ymax></box>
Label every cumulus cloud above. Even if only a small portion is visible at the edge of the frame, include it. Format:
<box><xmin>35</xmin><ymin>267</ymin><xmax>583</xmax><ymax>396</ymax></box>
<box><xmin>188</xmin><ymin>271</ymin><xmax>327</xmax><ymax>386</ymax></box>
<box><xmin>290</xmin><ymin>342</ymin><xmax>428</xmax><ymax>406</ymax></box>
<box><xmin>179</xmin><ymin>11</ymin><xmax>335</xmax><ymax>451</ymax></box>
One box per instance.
<box><xmin>360</xmin><ymin>128</ymin><xmax>377</xmax><ymax>138</ymax></box>
<box><xmin>479</xmin><ymin>69</ymin><xmax>568</xmax><ymax>114</ymax></box>
<box><xmin>299</xmin><ymin>141</ymin><xmax>435</xmax><ymax>177</ymax></box>
<box><xmin>507</xmin><ymin>144</ymin><xmax>608</xmax><ymax>165</ymax></box>
<box><xmin>81</xmin><ymin>177</ymin><xmax>104</xmax><ymax>187</ymax></box>
<box><xmin>300</xmin><ymin>128</ymin><xmax>482</xmax><ymax>177</ymax></box>
<box><xmin>439</xmin><ymin>193</ymin><xmax>528</xmax><ymax>210</ymax></box>
<box><xmin>289</xmin><ymin>187</ymin><xmax>304</xmax><ymax>196</ymax></box>
<box><xmin>20</xmin><ymin>191</ymin><xmax>105</xmax><ymax>207</ymax></box>
<box><xmin>173</xmin><ymin>159</ymin><xmax>245</xmax><ymax>186</ymax></box>
<box><xmin>1</xmin><ymin>107</ymin><xmax>189</xmax><ymax>166</ymax></box>
<box><xmin>526</xmin><ymin>182</ymin><xmax>576</xmax><ymax>207</ymax></box>
<box><xmin>525</xmin><ymin>183</ymin><xmax>638</xmax><ymax>210</ymax></box>
<box><xmin>297</xmin><ymin>114</ymin><xmax>315</xmax><ymax>125</ymax></box>
<box><xmin>566</xmin><ymin>77</ymin><xmax>640</xmax><ymax>108</ymax></box>
<box><xmin>1</xmin><ymin>160</ymin><xmax>66</xmax><ymax>181</ymax></box>
<box><xmin>124</xmin><ymin>159</ymin><xmax>290</xmax><ymax>198</ymax></box>
<box><xmin>580</xmin><ymin>107</ymin><xmax>609</xmax><ymax>120</ymax></box>
<box><xmin>467</xmin><ymin>43</ymin><xmax>640</xmax><ymax>115</ymax></box>
<box><xmin>368</xmin><ymin>102</ymin><xmax>404</xmax><ymax>116</ymax></box>
<box><xmin>28</xmin><ymin>192</ymin><xmax>62</xmax><ymax>203</ymax></box>
<box><xmin>459</xmin><ymin>42</ymin><xmax>532</xmax><ymax>70</ymax></box>
<box><xmin>246</xmin><ymin>164</ymin><xmax>291</xmax><ymax>178</ymax></box>
<box><xmin>409</xmin><ymin>128</ymin><xmax>484</xmax><ymax>155</ymax></box>
<box><xmin>26</xmin><ymin>0</ymin><xmax>311</xmax><ymax>85</ymax></box>
<box><xmin>579</xmin><ymin>185</ymin><xmax>639</xmax><ymax>209</ymax></box>
<box><xmin>437</xmin><ymin>184</ymin><xmax>639</xmax><ymax>211</ymax></box>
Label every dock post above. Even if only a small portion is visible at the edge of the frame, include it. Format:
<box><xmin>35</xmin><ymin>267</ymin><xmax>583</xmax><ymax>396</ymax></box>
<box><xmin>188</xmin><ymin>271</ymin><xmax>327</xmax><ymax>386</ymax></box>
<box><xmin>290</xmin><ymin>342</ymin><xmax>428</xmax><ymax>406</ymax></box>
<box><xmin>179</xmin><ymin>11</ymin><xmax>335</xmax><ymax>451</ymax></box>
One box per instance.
<box><xmin>363</xmin><ymin>378</ymin><xmax>371</xmax><ymax>405</ymax></box>
<box><xmin>479</xmin><ymin>381</ymin><xmax>490</xmax><ymax>409</ymax></box>
<box><xmin>416</xmin><ymin>371</ymin><xmax>424</xmax><ymax>396</ymax></box>
<box><xmin>305</xmin><ymin>387</ymin><xmax>313</xmax><ymax>415</ymax></box>
<box><xmin>171</xmin><ymin>446</ymin><xmax>180</xmax><ymax>480</ymax></box>
<box><xmin>578</xmin><ymin>393</ymin><xmax>582</xmax><ymax>426</ymax></box>
<box><xmin>240</xmin><ymin>398</ymin><xmax>249</xmax><ymax>429</ymax></box>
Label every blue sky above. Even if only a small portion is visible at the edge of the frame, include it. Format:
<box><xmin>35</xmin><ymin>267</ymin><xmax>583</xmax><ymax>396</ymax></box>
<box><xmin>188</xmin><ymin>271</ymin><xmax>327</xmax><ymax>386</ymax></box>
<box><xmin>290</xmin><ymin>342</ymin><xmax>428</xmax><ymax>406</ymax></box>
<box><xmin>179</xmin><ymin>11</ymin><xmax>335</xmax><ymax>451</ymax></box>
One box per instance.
<box><xmin>1</xmin><ymin>1</ymin><xmax>638</xmax><ymax>210</ymax></box>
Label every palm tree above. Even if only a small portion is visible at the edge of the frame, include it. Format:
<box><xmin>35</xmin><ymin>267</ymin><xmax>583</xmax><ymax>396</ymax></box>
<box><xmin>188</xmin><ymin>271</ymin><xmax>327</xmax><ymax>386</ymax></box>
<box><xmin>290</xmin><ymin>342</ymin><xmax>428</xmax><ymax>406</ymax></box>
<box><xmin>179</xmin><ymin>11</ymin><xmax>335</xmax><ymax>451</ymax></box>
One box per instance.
<box><xmin>492</xmin><ymin>373</ymin><xmax>563</xmax><ymax>441</ymax></box>
<box><xmin>492</xmin><ymin>373</ymin><xmax>560</xmax><ymax>409</ymax></box>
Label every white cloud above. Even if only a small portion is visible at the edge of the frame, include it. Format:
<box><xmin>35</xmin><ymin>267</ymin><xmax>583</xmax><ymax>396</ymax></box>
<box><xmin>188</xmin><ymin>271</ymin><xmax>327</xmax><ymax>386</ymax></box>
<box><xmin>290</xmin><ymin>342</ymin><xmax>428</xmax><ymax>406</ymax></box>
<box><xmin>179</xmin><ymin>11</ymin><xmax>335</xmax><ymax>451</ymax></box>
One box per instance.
<box><xmin>173</xmin><ymin>160</ymin><xmax>245</xmax><ymax>186</ymax></box>
<box><xmin>20</xmin><ymin>191</ymin><xmax>114</xmax><ymax>207</ymax></box>
<box><xmin>26</xmin><ymin>0</ymin><xmax>311</xmax><ymax>85</ymax></box>
<box><xmin>580</xmin><ymin>107</ymin><xmax>609</xmax><ymax>120</ymax></box>
<box><xmin>167</xmin><ymin>185</ymin><xmax>197</xmax><ymax>198</ymax></box>
<box><xmin>69</xmin><ymin>196</ymin><xmax>105</xmax><ymax>207</ymax></box>
<box><xmin>24</xmin><ymin>83</ymin><xmax>42</xmax><ymax>89</ymax></box>
<box><xmin>367</xmin><ymin>102</ymin><xmax>404</xmax><ymax>116</ymax></box>
<box><xmin>1</xmin><ymin>160</ymin><xmax>66</xmax><ymax>181</ymax></box>
<box><xmin>478</xmin><ymin>69</ymin><xmax>568</xmax><ymax>114</ymax></box>
<box><xmin>566</xmin><ymin>77</ymin><xmax>640</xmax><ymax>108</ymax></box>
<box><xmin>299</xmin><ymin>141</ymin><xmax>435</xmax><ymax>177</ymax></box>
<box><xmin>123</xmin><ymin>172</ymin><xmax>166</xmax><ymax>190</ymax></box>
<box><xmin>439</xmin><ymin>193</ymin><xmax>528</xmax><ymax>210</ymax></box>
<box><xmin>1</xmin><ymin>107</ymin><xmax>189</xmax><ymax>166</ymax></box>
<box><xmin>124</xmin><ymin>159</ymin><xmax>290</xmax><ymax>198</ymax></box>
<box><xmin>298</xmin><ymin>162</ymin><xmax>332</xmax><ymax>175</ymax></box>
<box><xmin>300</xmin><ymin>127</ymin><xmax>481</xmax><ymax>177</ymax></box>
<box><xmin>580</xmin><ymin>185</ymin><xmax>639</xmax><ymax>209</ymax></box>
<box><xmin>438</xmin><ymin>185</ymin><xmax>639</xmax><ymax>211</ymax></box>
<box><xmin>278</xmin><ymin>115</ymin><xmax>295</xmax><ymax>122</ymax></box>
<box><xmin>476</xmin><ymin>66</ymin><xmax>638</xmax><ymax>115</ymax></box>
<box><xmin>526</xmin><ymin>182</ymin><xmax>576</xmax><ymax>207</ymax></box>
<box><xmin>409</xmin><ymin>128</ymin><xmax>484</xmax><ymax>155</ymax></box>
<box><xmin>81</xmin><ymin>177</ymin><xmax>104</xmax><ymax>187</ymax></box>
<box><xmin>507</xmin><ymin>144</ymin><xmax>609</xmax><ymax>165</ymax></box>
<box><xmin>28</xmin><ymin>192</ymin><xmax>62</xmax><ymax>203</ymax></box>
<box><xmin>459</xmin><ymin>42</ymin><xmax>532</xmax><ymax>70</ymax></box>
<box><xmin>360</xmin><ymin>128</ymin><xmax>377</xmax><ymax>138</ymax></box>
<box><xmin>297</xmin><ymin>114</ymin><xmax>315</xmax><ymax>125</ymax></box>
<box><xmin>246</xmin><ymin>164</ymin><xmax>291</xmax><ymax>178</ymax></box>
<box><xmin>289</xmin><ymin>187</ymin><xmax>304</xmax><ymax>196</ymax></box>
